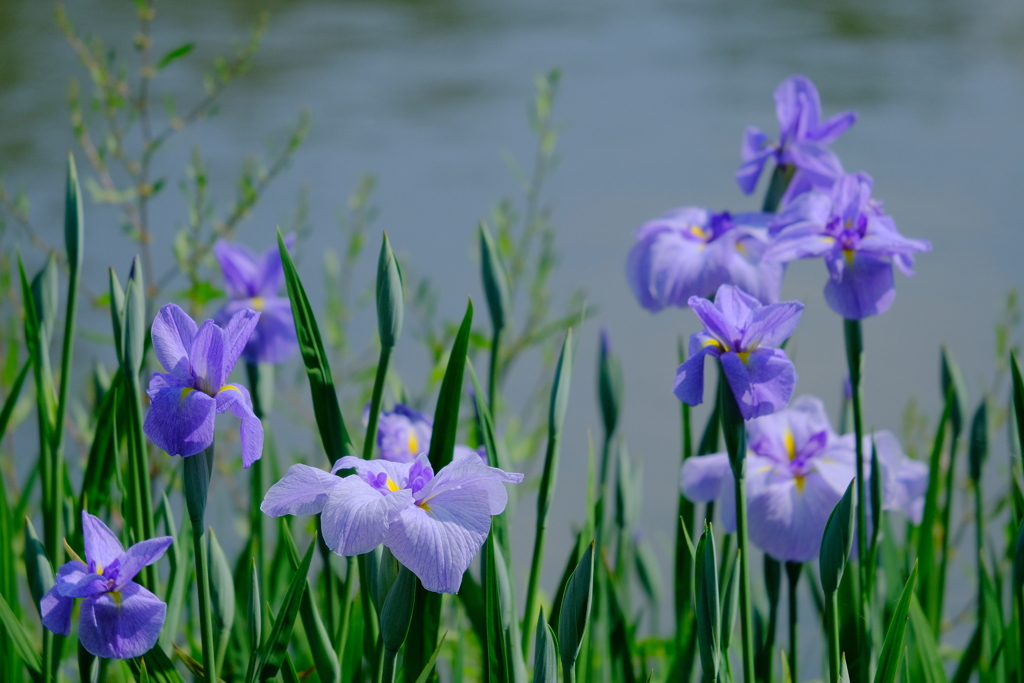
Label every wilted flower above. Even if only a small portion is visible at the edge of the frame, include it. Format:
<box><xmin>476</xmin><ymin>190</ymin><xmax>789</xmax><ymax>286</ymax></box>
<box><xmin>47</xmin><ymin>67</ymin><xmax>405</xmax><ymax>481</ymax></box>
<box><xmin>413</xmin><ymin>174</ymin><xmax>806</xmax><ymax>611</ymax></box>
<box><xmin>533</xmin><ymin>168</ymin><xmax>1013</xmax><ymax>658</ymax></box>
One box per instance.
<box><xmin>214</xmin><ymin>238</ymin><xmax>298</xmax><ymax>364</ymax></box>
<box><xmin>626</xmin><ymin>208</ymin><xmax>783</xmax><ymax>309</ymax></box>
<box><xmin>143</xmin><ymin>303</ymin><xmax>264</xmax><ymax>467</ymax></box>
<box><xmin>736</xmin><ymin>75</ymin><xmax>856</xmax><ymax>202</ymax></box>
<box><xmin>372</xmin><ymin>404</ymin><xmax>486</xmax><ymax>464</ymax></box>
<box><xmin>41</xmin><ymin>512</ymin><xmax>172</xmax><ymax>659</ymax></box>
<box><xmin>674</xmin><ymin>284</ymin><xmax>803</xmax><ymax>420</ymax></box>
<box><xmin>681</xmin><ymin>396</ymin><xmax>855</xmax><ymax>562</ymax></box>
<box><xmin>261</xmin><ymin>450</ymin><xmax>523</xmax><ymax>593</ymax></box>
<box><xmin>766</xmin><ymin>172</ymin><xmax>931</xmax><ymax>319</ymax></box>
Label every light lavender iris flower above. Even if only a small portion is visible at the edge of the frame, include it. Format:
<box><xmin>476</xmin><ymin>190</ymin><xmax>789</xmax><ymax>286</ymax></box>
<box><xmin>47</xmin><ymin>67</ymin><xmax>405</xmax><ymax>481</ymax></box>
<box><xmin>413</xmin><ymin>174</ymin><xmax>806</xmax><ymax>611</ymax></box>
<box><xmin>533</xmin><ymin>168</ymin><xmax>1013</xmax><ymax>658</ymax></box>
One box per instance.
<box><xmin>41</xmin><ymin>512</ymin><xmax>172</xmax><ymax>659</ymax></box>
<box><xmin>766</xmin><ymin>172</ymin><xmax>931</xmax><ymax>319</ymax></box>
<box><xmin>143</xmin><ymin>303</ymin><xmax>264</xmax><ymax>467</ymax></box>
<box><xmin>261</xmin><ymin>450</ymin><xmax>523</xmax><ymax>593</ymax></box>
<box><xmin>626</xmin><ymin>208</ymin><xmax>784</xmax><ymax>309</ymax></box>
<box><xmin>213</xmin><ymin>238</ymin><xmax>298</xmax><ymax>364</ymax></box>
<box><xmin>681</xmin><ymin>396</ymin><xmax>855</xmax><ymax>563</ymax></box>
<box><xmin>674</xmin><ymin>284</ymin><xmax>803</xmax><ymax>420</ymax></box>
<box><xmin>736</xmin><ymin>75</ymin><xmax>857</xmax><ymax>201</ymax></box>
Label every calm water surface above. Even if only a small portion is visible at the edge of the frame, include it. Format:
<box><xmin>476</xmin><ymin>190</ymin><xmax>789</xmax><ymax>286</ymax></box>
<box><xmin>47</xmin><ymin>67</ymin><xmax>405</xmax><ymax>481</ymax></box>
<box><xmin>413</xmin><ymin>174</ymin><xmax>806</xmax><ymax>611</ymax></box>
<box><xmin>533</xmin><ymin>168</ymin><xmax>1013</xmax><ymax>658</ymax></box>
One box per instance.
<box><xmin>3</xmin><ymin>0</ymin><xmax>1024</xmax><ymax>673</ymax></box>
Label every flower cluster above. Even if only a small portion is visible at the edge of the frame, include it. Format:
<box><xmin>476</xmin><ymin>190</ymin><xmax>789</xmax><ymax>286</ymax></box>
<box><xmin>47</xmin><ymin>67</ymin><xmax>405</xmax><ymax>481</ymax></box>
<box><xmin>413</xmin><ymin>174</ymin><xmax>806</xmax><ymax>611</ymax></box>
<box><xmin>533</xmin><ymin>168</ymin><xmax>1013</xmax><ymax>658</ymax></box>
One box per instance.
<box><xmin>261</xmin><ymin>450</ymin><xmax>523</xmax><ymax>593</ymax></box>
<box><xmin>680</xmin><ymin>397</ymin><xmax>927</xmax><ymax>562</ymax></box>
<box><xmin>626</xmin><ymin>74</ymin><xmax>929</xmax><ymax>321</ymax></box>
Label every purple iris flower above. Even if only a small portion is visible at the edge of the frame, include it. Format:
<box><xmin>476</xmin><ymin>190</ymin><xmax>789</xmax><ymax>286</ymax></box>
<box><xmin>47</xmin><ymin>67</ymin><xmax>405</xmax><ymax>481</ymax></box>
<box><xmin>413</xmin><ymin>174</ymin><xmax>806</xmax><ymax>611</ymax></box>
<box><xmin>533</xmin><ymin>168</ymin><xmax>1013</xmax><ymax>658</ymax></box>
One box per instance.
<box><xmin>680</xmin><ymin>396</ymin><xmax>855</xmax><ymax>562</ymax></box>
<box><xmin>143</xmin><ymin>303</ymin><xmax>264</xmax><ymax>467</ymax></box>
<box><xmin>261</xmin><ymin>449</ymin><xmax>523</xmax><ymax>593</ymax></box>
<box><xmin>849</xmin><ymin>430</ymin><xmax>929</xmax><ymax>525</ymax></box>
<box><xmin>213</xmin><ymin>238</ymin><xmax>298</xmax><ymax>364</ymax></box>
<box><xmin>736</xmin><ymin>75</ymin><xmax>856</xmax><ymax>202</ymax></box>
<box><xmin>40</xmin><ymin>512</ymin><xmax>172</xmax><ymax>659</ymax></box>
<box><xmin>626</xmin><ymin>208</ymin><xmax>784</xmax><ymax>309</ymax></box>
<box><xmin>766</xmin><ymin>172</ymin><xmax>931</xmax><ymax>319</ymax></box>
<box><xmin>674</xmin><ymin>284</ymin><xmax>803</xmax><ymax>420</ymax></box>
<box><xmin>371</xmin><ymin>404</ymin><xmax>485</xmax><ymax>464</ymax></box>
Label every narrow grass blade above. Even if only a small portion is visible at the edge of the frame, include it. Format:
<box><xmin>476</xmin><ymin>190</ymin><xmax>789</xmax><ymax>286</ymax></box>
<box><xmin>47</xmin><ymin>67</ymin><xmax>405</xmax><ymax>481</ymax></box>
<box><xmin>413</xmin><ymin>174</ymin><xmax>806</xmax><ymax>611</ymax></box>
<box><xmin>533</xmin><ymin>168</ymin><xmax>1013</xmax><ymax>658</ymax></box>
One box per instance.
<box><xmin>0</xmin><ymin>359</ymin><xmax>31</xmax><ymax>443</ymax></box>
<box><xmin>532</xmin><ymin>610</ymin><xmax>558</xmax><ymax>683</ymax></box>
<box><xmin>917</xmin><ymin>383</ymin><xmax>953</xmax><ymax>632</ymax></box>
<box><xmin>412</xmin><ymin>631</ymin><xmax>448</xmax><ymax>683</ymax></box>
<box><xmin>281</xmin><ymin>526</ymin><xmax>340</xmax><ymax>683</ymax></box>
<box><xmin>277</xmin><ymin>229</ymin><xmax>353</xmax><ymax>464</ymax></box>
<box><xmin>426</xmin><ymin>299</ymin><xmax>473</xmax><ymax>471</ymax></box>
<box><xmin>0</xmin><ymin>592</ymin><xmax>41</xmax><ymax>679</ymax></box>
<box><xmin>873</xmin><ymin>561</ymin><xmax>918</xmax><ymax>683</ymax></box>
<box><xmin>907</xmin><ymin>594</ymin><xmax>948</xmax><ymax>683</ymax></box>
<box><xmin>484</xmin><ymin>533</ymin><xmax>509</xmax><ymax>683</ymax></box>
<box><xmin>128</xmin><ymin>645</ymin><xmax>185</xmax><ymax>683</ymax></box>
<box><xmin>558</xmin><ymin>540</ymin><xmax>595</xmax><ymax>679</ymax></box>
<box><xmin>77</xmin><ymin>376</ymin><xmax>122</xmax><ymax>521</ymax></box>
<box><xmin>207</xmin><ymin>529</ymin><xmax>235</xmax><ymax>677</ymax></box>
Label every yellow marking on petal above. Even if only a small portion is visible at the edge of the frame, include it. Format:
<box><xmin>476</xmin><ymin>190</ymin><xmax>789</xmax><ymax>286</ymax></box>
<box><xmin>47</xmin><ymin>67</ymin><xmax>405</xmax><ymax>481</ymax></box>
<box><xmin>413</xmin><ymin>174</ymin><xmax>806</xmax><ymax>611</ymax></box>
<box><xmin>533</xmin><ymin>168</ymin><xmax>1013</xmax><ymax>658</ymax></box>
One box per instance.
<box><xmin>63</xmin><ymin>539</ymin><xmax>85</xmax><ymax>565</ymax></box>
<box><xmin>386</xmin><ymin>477</ymin><xmax>400</xmax><ymax>492</ymax></box>
<box><xmin>735</xmin><ymin>241</ymin><xmax>747</xmax><ymax>255</ymax></box>
<box><xmin>794</xmin><ymin>476</ymin><xmax>806</xmax><ymax>492</ymax></box>
<box><xmin>843</xmin><ymin>249</ymin><xmax>855</xmax><ymax>264</ymax></box>
<box><xmin>407</xmin><ymin>433</ymin><xmax>420</xmax><ymax>455</ymax></box>
<box><xmin>96</xmin><ymin>564</ymin><xmax>104</xmax><ymax>576</ymax></box>
<box><xmin>756</xmin><ymin>465</ymin><xmax>773</xmax><ymax>474</ymax></box>
<box><xmin>180</xmin><ymin>387</ymin><xmax>195</xmax><ymax>403</ymax></box>
<box><xmin>417</xmin><ymin>499</ymin><xmax>432</xmax><ymax>514</ymax></box>
<box><xmin>251</xmin><ymin>296</ymin><xmax>264</xmax><ymax>311</ymax></box>
<box><xmin>689</xmin><ymin>225</ymin><xmax>710</xmax><ymax>240</ymax></box>
<box><xmin>217</xmin><ymin>385</ymin><xmax>242</xmax><ymax>396</ymax></box>
<box><xmin>737</xmin><ymin>351</ymin><xmax>751</xmax><ymax>364</ymax></box>
<box><xmin>110</xmin><ymin>591</ymin><xmax>122</xmax><ymax>607</ymax></box>
<box><xmin>701</xmin><ymin>339</ymin><xmax>724</xmax><ymax>351</ymax></box>
<box><xmin>784</xmin><ymin>429</ymin><xmax>796</xmax><ymax>461</ymax></box>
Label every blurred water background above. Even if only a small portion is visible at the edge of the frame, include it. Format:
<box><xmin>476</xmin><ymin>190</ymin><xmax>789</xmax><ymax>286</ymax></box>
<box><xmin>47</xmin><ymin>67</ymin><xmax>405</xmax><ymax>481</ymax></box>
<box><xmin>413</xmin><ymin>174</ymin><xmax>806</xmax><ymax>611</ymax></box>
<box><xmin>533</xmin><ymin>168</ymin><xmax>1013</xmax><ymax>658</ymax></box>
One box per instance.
<box><xmin>3</xmin><ymin>0</ymin><xmax>1024</xmax><ymax>675</ymax></box>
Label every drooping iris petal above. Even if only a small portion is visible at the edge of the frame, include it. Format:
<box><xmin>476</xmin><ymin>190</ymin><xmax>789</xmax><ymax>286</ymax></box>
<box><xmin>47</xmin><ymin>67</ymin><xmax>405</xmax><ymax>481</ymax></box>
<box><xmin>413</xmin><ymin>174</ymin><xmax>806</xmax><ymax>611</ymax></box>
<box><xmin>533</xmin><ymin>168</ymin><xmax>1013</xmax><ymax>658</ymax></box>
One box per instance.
<box><xmin>77</xmin><ymin>581</ymin><xmax>167</xmax><ymax>660</ymax></box>
<box><xmin>150</xmin><ymin>303</ymin><xmax>196</xmax><ymax>380</ymax></box>
<box><xmin>672</xmin><ymin>346</ymin><xmax>717</xmax><ymax>408</ymax></box>
<box><xmin>823</xmin><ymin>251</ymin><xmax>896</xmax><ymax>320</ymax></box>
<box><xmin>737</xmin><ymin>127</ymin><xmax>774</xmax><ymax>195</ymax></box>
<box><xmin>59</xmin><ymin>571</ymin><xmax>109</xmax><ymax>598</ymax></box>
<box><xmin>40</xmin><ymin>586</ymin><xmax>74</xmax><ymax>636</ymax></box>
<box><xmin>53</xmin><ymin>560</ymin><xmax>98</xmax><ymax>598</ymax></box>
<box><xmin>215</xmin><ymin>384</ymin><xmax>264</xmax><ymax>467</ymax></box>
<box><xmin>385</xmin><ymin>486</ymin><xmax>493</xmax><ymax>594</ymax></box>
<box><xmin>321</xmin><ymin>477</ymin><xmax>413</xmax><ymax>556</ymax></box>
<box><xmin>82</xmin><ymin>512</ymin><xmax>124</xmax><ymax>570</ymax></box>
<box><xmin>679</xmin><ymin>453</ymin><xmax>732</xmax><ymax>502</ymax></box>
<box><xmin>419</xmin><ymin>449</ymin><xmax>524</xmax><ymax>515</ymax></box>
<box><xmin>719</xmin><ymin>348</ymin><xmax>798</xmax><ymax>420</ymax></box>
<box><xmin>114</xmin><ymin>537</ymin><xmax>173</xmax><ymax>589</ymax></box>
<box><xmin>143</xmin><ymin>385</ymin><xmax>216</xmax><ymax>458</ymax></box>
<box><xmin>261</xmin><ymin>464</ymin><xmax>344</xmax><ymax>516</ymax></box>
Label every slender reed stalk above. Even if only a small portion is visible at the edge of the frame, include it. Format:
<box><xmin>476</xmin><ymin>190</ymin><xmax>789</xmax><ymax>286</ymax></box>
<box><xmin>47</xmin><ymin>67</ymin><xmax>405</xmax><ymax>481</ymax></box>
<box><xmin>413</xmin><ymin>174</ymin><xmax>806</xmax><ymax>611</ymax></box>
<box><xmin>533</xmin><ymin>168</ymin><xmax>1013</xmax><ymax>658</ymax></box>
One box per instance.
<box><xmin>246</xmin><ymin>362</ymin><xmax>267</xmax><ymax>587</ymax></box>
<box><xmin>488</xmin><ymin>327</ymin><xmax>502</xmax><ymax>413</ymax></box>
<box><xmin>363</xmin><ymin>346</ymin><xmax>393</xmax><ymax>461</ymax></box>
<box><xmin>843</xmin><ymin>318</ymin><xmax>869</xmax><ymax>681</ymax></box>
<box><xmin>718</xmin><ymin>378</ymin><xmax>754</xmax><ymax>683</ymax></box>
<box><xmin>184</xmin><ymin>445</ymin><xmax>217</xmax><ymax>683</ymax></box>
<box><xmin>826</xmin><ymin>592</ymin><xmax>840</xmax><ymax>683</ymax></box>
<box><xmin>786</xmin><ymin>562</ymin><xmax>801</xmax><ymax>683</ymax></box>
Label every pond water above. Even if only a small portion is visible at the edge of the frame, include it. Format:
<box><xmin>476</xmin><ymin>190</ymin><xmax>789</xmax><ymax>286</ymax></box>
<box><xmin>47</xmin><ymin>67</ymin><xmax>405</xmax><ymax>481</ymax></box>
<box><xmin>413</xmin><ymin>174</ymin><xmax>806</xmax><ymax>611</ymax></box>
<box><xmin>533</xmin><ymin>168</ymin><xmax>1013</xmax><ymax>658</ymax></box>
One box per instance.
<box><xmin>3</xmin><ymin>0</ymin><xmax>1024</xmax><ymax>674</ymax></box>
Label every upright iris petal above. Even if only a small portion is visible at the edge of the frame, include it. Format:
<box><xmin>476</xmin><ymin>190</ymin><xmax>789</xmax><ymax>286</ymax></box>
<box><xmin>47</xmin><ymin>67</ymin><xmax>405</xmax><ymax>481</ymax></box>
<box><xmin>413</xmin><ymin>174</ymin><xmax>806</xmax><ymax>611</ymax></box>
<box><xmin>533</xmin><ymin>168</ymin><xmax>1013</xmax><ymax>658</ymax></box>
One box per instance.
<box><xmin>261</xmin><ymin>450</ymin><xmax>523</xmax><ymax>593</ymax></box>
<box><xmin>40</xmin><ymin>512</ymin><xmax>172</xmax><ymax>660</ymax></box>
<box><xmin>213</xmin><ymin>238</ymin><xmax>298</xmax><ymax>364</ymax></box>
<box><xmin>680</xmin><ymin>396</ymin><xmax>856</xmax><ymax>562</ymax></box>
<box><xmin>144</xmin><ymin>303</ymin><xmax>264</xmax><ymax>467</ymax></box>
<box><xmin>766</xmin><ymin>172</ymin><xmax>931</xmax><ymax>319</ymax></box>
<box><xmin>674</xmin><ymin>284</ymin><xmax>803</xmax><ymax>420</ymax></box>
<box><xmin>736</xmin><ymin>74</ymin><xmax>857</xmax><ymax>202</ymax></box>
<box><xmin>626</xmin><ymin>208</ymin><xmax>783</xmax><ymax>310</ymax></box>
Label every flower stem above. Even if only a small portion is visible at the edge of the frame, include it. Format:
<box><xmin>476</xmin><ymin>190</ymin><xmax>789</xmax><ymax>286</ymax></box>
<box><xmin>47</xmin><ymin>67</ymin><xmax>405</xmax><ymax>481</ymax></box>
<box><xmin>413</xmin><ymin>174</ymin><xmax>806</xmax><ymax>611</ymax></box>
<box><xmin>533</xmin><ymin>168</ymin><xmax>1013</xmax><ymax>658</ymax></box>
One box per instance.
<box><xmin>826</xmin><ymin>591</ymin><xmax>840</xmax><ymax>683</ymax></box>
<box><xmin>843</xmin><ymin>317</ymin><xmax>870</xmax><ymax>681</ymax></box>
<box><xmin>488</xmin><ymin>326</ymin><xmax>502</xmax><ymax>414</ymax></box>
<box><xmin>761</xmin><ymin>163</ymin><xmax>795</xmax><ymax>213</ymax></box>
<box><xmin>718</xmin><ymin>377</ymin><xmax>755</xmax><ymax>683</ymax></box>
<box><xmin>246</xmin><ymin>362</ymin><xmax>267</xmax><ymax>592</ymax></box>
<box><xmin>363</xmin><ymin>345</ymin><xmax>393</xmax><ymax>460</ymax></box>
<box><xmin>379</xmin><ymin>646</ymin><xmax>397</xmax><ymax>683</ymax></box>
<box><xmin>184</xmin><ymin>445</ymin><xmax>216</xmax><ymax>683</ymax></box>
<box><xmin>786</xmin><ymin>561</ymin><xmax>802</xmax><ymax>683</ymax></box>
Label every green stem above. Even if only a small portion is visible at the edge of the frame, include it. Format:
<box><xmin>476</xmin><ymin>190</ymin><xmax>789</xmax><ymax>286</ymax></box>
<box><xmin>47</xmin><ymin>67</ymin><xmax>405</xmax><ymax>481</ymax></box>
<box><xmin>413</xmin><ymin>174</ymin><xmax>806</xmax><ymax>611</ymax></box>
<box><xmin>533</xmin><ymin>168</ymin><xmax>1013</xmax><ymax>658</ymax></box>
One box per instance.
<box><xmin>363</xmin><ymin>345</ymin><xmax>393</xmax><ymax>460</ymax></box>
<box><xmin>719</xmin><ymin>379</ymin><xmax>754</xmax><ymax>683</ymax></box>
<box><xmin>246</xmin><ymin>362</ymin><xmax>267</xmax><ymax>591</ymax></box>
<box><xmin>826</xmin><ymin>592</ymin><xmax>840</xmax><ymax>683</ymax></box>
<box><xmin>358</xmin><ymin>554</ymin><xmax>380</xmax><ymax>680</ymax></box>
<box><xmin>761</xmin><ymin>163</ymin><xmax>795</xmax><ymax>214</ymax></box>
<box><xmin>843</xmin><ymin>317</ymin><xmax>869</xmax><ymax>681</ymax></box>
<box><xmin>522</xmin><ymin>425</ymin><xmax>561</xmax><ymax>656</ymax></box>
<box><xmin>488</xmin><ymin>326</ymin><xmax>502</xmax><ymax>414</ymax></box>
<box><xmin>1017</xmin><ymin>589</ymin><xmax>1024</xmax><ymax>680</ymax></box>
<box><xmin>336</xmin><ymin>556</ymin><xmax>355</xmax><ymax>659</ymax></box>
<box><xmin>184</xmin><ymin>446</ymin><xmax>216</xmax><ymax>683</ymax></box>
<box><xmin>786</xmin><ymin>562</ymin><xmax>801</xmax><ymax>683</ymax></box>
<box><xmin>935</xmin><ymin>429</ymin><xmax>960</xmax><ymax>628</ymax></box>
<box><xmin>379</xmin><ymin>645</ymin><xmax>396</xmax><ymax>683</ymax></box>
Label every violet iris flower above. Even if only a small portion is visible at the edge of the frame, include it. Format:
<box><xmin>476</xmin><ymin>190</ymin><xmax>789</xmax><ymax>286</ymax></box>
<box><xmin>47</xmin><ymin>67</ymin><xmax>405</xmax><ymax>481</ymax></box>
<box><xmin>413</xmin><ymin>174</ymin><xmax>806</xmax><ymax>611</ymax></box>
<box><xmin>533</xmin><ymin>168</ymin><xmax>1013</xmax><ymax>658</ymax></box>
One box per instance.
<box><xmin>626</xmin><ymin>208</ymin><xmax>784</xmax><ymax>309</ymax></box>
<box><xmin>213</xmin><ymin>238</ymin><xmax>298</xmax><ymax>364</ymax></box>
<box><xmin>372</xmin><ymin>404</ymin><xmax>484</xmax><ymax>464</ymax></box>
<box><xmin>674</xmin><ymin>284</ymin><xmax>803</xmax><ymax>420</ymax></box>
<box><xmin>736</xmin><ymin>75</ymin><xmax>856</xmax><ymax>202</ymax></box>
<box><xmin>143</xmin><ymin>303</ymin><xmax>264</xmax><ymax>467</ymax></box>
<box><xmin>849</xmin><ymin>430</ymin><xmax>929</xmax><ymax>525</ymax></box>
<box><xmin>41</xmin><ymin>512</ymin><xmax>172</xmax><ymax>659</ymax></box>
<box><xmin>261</xmin><ymin>450</ymin><xmax>523</xmax><ymax>593</ymax></box>
<box><xmin>766</xmin><ymin>172</ymin><xmax>931</xmax><ymax>319</ymax></box>
<box><xmin>680</xmin><ymin>396</ymin><xmax>855</xmax><ymax>562</ymax></box>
